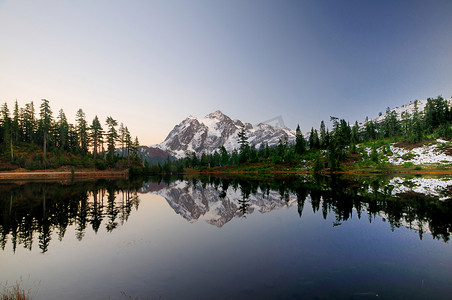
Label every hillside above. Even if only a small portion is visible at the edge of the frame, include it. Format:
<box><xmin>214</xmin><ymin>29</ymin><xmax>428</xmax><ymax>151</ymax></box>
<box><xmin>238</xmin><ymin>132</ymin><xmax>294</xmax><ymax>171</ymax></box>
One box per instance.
<box><xmin>370</xmin><ymin>97</ymin><xmax>452</xmax><ymax>124</ymax></box>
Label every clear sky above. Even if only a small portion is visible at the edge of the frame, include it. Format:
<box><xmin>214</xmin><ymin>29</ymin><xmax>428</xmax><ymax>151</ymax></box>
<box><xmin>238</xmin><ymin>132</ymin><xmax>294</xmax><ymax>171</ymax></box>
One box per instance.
<box><xmin>1</xmin><ymin>0</ymin><xmax>452</xmax><ymax>145</ymax></box>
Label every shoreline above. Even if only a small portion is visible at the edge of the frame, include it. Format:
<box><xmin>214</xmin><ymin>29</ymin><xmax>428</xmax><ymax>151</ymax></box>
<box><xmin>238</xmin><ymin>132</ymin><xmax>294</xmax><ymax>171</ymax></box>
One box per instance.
<box><xmin>183</xmin><ymin>168</ymin><xmax>452</xmax><ymax>176</ymax></box>
<box><xmin>0</xmin><ymin>169</ymin><xmax>129</xmax><ymax>180</ymax></box>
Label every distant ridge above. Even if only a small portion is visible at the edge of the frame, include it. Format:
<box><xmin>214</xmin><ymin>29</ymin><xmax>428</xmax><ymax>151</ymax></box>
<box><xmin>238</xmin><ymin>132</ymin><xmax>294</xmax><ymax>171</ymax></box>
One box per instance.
<box><xmin>137</xmin><ymin>146</ymin><xmax>170</xmax><ymax>165</ymax></box>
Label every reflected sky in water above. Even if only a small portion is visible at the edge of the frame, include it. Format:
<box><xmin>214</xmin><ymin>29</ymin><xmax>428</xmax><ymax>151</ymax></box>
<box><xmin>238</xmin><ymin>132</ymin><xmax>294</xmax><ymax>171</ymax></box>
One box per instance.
<box><xmin>1</xmin><ymin>176</ymin><xmax>452</xmax><ymax>299</ymax></box>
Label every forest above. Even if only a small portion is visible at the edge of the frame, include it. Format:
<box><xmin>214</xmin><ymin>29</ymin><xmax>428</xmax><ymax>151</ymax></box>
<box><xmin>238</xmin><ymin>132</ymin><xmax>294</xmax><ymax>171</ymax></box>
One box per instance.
<box><xmin>159</xmin><ymin>96</ymin><xmax>452</xmax><ymax>173</ymax></box>
<box><xmin>0</xmin><ymin>99</ymin><xmax>145</xmax><ymax>172</ymax></box>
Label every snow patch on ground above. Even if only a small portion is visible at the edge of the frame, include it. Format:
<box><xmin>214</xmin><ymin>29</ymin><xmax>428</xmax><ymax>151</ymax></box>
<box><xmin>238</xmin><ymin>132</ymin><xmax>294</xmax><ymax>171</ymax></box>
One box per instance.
<box><xmin>364</xmin><ymin>139</ymin><xmax>452</xmax><ymax>165</ymax></box>
<box><xmin>388</xmin><ymin>141</ymin><xmax>452</xmax><ymax>165</ymax></box>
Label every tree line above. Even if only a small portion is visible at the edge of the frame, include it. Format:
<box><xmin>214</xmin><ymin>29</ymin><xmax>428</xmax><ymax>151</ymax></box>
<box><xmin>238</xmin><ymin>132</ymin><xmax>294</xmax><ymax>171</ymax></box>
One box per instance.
<box><xmin>0</xmin><ymin>99</ymin><xmax>143</xmax><ymax>170</ymax></box>
<box><xmin>160</xmin><ymin>96</ymin><xmax>452</xmax><ymax>173</ymax></box>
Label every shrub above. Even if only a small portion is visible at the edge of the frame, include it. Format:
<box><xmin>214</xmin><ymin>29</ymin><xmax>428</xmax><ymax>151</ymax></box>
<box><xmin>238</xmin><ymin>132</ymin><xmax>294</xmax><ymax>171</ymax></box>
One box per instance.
<box><xmin>1</xmin><ymin>282</ymin><xmax>31</xmax><ymax>300</ymax></box>
<box><xmin>402</xmin><ymin>162</ymin><xmax>414</xmax><ymax>168</ymax></box>
<box><xmin>401</xmin><ymin>152</ymin><xmax>417</xmax><ymax>161</ymax></box>
<box><xmin>95</xmin><ymin>160</ymin><xmax>107</xmax><ymax>170</ymax></box>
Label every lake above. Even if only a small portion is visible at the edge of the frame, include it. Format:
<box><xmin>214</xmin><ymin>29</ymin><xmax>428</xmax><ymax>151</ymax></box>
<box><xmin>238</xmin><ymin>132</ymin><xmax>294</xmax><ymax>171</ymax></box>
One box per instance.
<box><xmin>1</xmin><ymin>175</ymin><xmax>452</xmax><ymax>299</ymax></box>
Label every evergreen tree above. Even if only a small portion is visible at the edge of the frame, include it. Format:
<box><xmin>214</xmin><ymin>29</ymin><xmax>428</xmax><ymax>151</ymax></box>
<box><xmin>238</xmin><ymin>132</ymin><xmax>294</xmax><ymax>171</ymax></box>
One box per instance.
<box><xmin>401</xmin><ymin>111</ymin><xmax>411</xmax><ymax>141</ymax></box>
<box><xmin>295</xmin><ymin>124</ymin><xmax>306</xmax><ymax>155</ymax></box>
<box><xmin>219</xmin><ymin>146</ymin><xmax>229</xmax><ymax>165</ymax></box>
<box><xmin>118</xmin><ymin>123</ymin><xmax>126</xmax><ymax>157</ymax></box>
<box><xmin>351</xmin><ymin>121</ymin><xmax>360</xmax><ymax>144</ymax></box>
<box><xmin>105</xmin><ymin>116</ymin><xmax>118</xmax><ymax>161</ymax></box>
<box><xmin>76</xmin><ymin>109</ymin><xmax>89</xmax><ymax>155</ymax></box>
<box><xmin>319</xmin><ymin>120</ymin><xmax>327</xmax><ymax>149</ymax></box>
<box><xmin>411</xmin><ymin>101</ymin><xmax>423</xmax><ymax>143</ymax></box>
<box><xmin>365</xmin><ymin>120</ymin><xmax>377</xmax><ymax>141</ymax></box>
<box><xmin>132</xmin><ymin>136</ymin><xmax>140</xmax><ymax>160</ymax></box>
<box><xmin>309</xmin><ymin>127</ymin><xmax>320</xmax><ymax>149</ymax></box>
<box><xmin>0</xmin><ymin>103</ymin><xmax>13</xmax><ymax>159</ymax></box>
<box><xmin>383</xmin><ymin>109</ymin><xmax>400</xmax><ymax>138</ymax></box>
<box><xmin>21</xmin><ymin>101</ymin><xmax>36</xmax><ymax>143</ymax></box>
<box><xmin>124</xmin><ymin>126</ymin><xmax>132</xmax><ymax>165</ymax></box>
<box><xmin>237</xmin><ymin>126</ymin><xmax>249</xmax><ymax>163</ymax></box>
<box><xmin>334</xmin><ymin>119</ymin><xmax>351</xmax><ymax>147</ymax></box>
<box><xmin>12</xmin><ymin>100</ymin><xmax>20</xmax><ymax>143</ymax></box>
<box><xmin>56</xmin><ymin>109</ymin><xmax>69</xmax><ymax>150</ymax></box>
<box><xmin>39</xmin><ymin>99</ymin><xmax>53</xmax><ymax>159</ymax></box>
<box><xmin>90</xmin><ymin>115</ymin><xmax>103</xmax><ymax>158</ymax></box>
<box><xmin>67</xmin><ymin>124</ymin><xmax>78</xmax><ymax>152</ymax></box>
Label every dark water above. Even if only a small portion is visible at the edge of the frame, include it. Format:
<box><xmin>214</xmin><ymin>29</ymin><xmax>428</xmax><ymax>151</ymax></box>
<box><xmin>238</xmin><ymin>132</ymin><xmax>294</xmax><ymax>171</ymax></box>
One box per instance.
<box><xmin>1</xmin><ymin>175</ymin><xmax>452</xmax><ymax>299</ymax></box>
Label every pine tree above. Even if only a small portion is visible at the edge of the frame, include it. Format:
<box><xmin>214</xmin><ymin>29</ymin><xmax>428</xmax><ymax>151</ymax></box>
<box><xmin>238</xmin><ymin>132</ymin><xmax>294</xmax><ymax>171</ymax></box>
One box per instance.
<box><xmin>105</xmin><ymin>116</ymin><xmax>118</xmax><ymax>161</ymax></box>
<box><xmin>57</xmin><ymin>109</ymin><xmax>69</xmax><ymax>150</ymax></box>
<box><xmin>237</xmin><ymin>126</ymin><xmax>249</xmax><ymax>163</ymax></box>
<box><xmin>309</xmin><ymin>128</ymin><xmax>319</xmax><ymax>149</ymax></box>
<box><xmin>0</xmin><ymin>103</ymin><xmax>13</xmax><ymax>160</ymax></box>
<box><xmin>21</xmin><ymin>101</ymin><xmax>36</xmax><ymax>143</ymax></box>
<box><xmin>383</xmin><ymin>110</ymin><xmax>399</xmax><ymax>138</ymax></box>
<box><xmin>351</xmin><ymin>121</ymin><xmax>360</xmax><ymax>143</ymax></box>
<box><xmin>131</xmin><ymin>136</ymin><xmax>140</xmax><ymax>161</ymax></box>
<box><xmin>118</xmin><ymin>123</ymin><xmax>124</xmax><ymax>157</ymax></box>
<box><xmin>90</xmin><ymin>115</ymin><xmax>103</xmax><ymax>158</ymax></box>
<box><xmin>67</xmin><ymin>124</ymin><xmax>78</xmax><ymax>152</ymax></box>
<box><xmin>76</xmin><ymin>109</ymin><xmax>89</xmax><ymax>155</ymax></box>
<box><xmin>12</xmin><ymin>100</ymin><xmax>20</xmax><ymax>143</ymax></box>
<box><xmin>365</xmin><ymin>120</ymin><xmax>376</xmax><ymax>141</ymax></box>
<box><xmin>319</xmin><ymin>120</ymin><xmax>327</xmax><ymax>149</ymax></box>
<box><xmin>219</xmin><ymin>146</ymin><xmax>229</xmax><ymax>166</ymax></box>
<box><xmin>124</xmin><ymin>126</ymin><xmax>131</xmax><ymax>165</ymax></box>
<box><xmin>411</xmin><ymin>101</ymin><xmax>423</xmax><ymax>143</ymax></box>
<box><xmin>295</xmin><ymin>124</ymin><xmax>306</xmax><ymax>155</ymax></box>
<box><xmin>39</xmin><ymin>99</ymin><xmax>53</xmax><ymax>160</ymax></box>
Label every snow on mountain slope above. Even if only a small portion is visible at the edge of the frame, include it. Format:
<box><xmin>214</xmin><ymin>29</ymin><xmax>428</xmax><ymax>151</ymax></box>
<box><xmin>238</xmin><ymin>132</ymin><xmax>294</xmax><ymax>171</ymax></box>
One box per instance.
<box><xmin>370</xmin><ymin>97</ymin><xmax>452</xmax><ymax>124</ymax></box>
<box><xmin>157</xmin><ymin>110</ymin><xmax>296</xmax><ymax>158</ymax></box>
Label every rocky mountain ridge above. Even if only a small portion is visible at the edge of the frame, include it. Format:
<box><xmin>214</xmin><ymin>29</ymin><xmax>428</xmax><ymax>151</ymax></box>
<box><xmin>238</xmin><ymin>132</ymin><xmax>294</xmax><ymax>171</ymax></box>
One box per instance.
<box><xmin>156</xmin><ymin>110</ymin><xmax>296</xmax><ymax>158</ymax></box>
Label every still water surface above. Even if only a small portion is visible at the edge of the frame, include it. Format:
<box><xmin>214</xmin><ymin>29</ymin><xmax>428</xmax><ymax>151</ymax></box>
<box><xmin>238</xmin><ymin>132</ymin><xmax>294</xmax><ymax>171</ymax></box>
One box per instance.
<box><xmin>1</xmin><ymin>175</ymin><xmax>452</xmax><ymax>299</ymax></box>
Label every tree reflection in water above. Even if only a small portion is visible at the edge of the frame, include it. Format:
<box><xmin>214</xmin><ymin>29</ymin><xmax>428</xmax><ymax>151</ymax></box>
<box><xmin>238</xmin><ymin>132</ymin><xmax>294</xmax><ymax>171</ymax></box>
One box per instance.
<box><xmin>154</xmin><ymin>174</ymin><xmax>452</xmax><ymax>243</ymax></box>
<box><xmin>0</xmin><ymin>179</ymin><xmax>142</xmax><ymax>253</ymax></box>
<box><xmin>1</xmin><ymin>174</ymin><xmax>452</xmax><ymax>254</ymax></box>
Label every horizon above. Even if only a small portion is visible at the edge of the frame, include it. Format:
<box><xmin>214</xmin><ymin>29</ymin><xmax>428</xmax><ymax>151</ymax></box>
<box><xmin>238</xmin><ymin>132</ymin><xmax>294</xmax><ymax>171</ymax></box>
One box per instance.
<box><xmin>2</xmin><ymin>0</ymin><xmax>452</xmax><ymax>145</ymax></box>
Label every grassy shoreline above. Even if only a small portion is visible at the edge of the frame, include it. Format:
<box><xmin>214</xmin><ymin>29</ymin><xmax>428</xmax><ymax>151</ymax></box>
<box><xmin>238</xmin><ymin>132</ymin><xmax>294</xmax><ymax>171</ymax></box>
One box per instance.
<box><xmin>181</xmin><ymin>163</ymin><xmax>452</xmax><ymax>176</ymax></box>
<box><xmin>0</xmin><ymin>168</ymin><xmax>128</xmax><ymax>180</ymax></box>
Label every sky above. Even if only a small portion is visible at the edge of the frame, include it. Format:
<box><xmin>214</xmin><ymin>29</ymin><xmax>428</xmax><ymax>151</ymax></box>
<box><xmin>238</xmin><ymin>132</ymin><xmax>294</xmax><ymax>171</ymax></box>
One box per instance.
<box><xmin>1</xmin><ymin>0</ymin><xmax>452</xmax><ymax>145</ymax></box>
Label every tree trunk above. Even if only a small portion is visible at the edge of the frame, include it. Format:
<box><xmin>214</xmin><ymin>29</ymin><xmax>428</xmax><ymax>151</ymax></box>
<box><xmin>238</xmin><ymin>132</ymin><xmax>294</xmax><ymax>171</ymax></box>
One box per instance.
<box><xmin>10</xmin><ymin>135</ymin><xmax>13</xmax><ymax>161</ymax></box>
<box><xmin>43</xmin><ymin>131</ymin><xmax>47</xmax><ymax>160</ymax></box>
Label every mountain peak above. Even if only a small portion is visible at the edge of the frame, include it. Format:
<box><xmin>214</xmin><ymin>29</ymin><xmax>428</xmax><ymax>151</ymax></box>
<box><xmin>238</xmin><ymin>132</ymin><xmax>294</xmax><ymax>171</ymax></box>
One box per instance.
<box><xmin>205</xmin><ymin>110</ymin><xmax>227</xmax><ymax>120</ymax></box>
<box><xmin>158</xmin><ymin>111</ymin><xmax>296</xmax><ymax>158</ymax></box>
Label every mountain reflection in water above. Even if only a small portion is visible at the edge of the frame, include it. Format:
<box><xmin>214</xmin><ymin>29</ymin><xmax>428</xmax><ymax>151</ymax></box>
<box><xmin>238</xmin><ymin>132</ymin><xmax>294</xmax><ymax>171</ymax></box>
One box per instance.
<box><xmin>147</xmin><ymin>175</ymin><xmax>452</xmax><ymax>242</ymax></box>
<box><xmin>1</xmin><ymin>175</ymin><xmax>452</xmax><ymax>254</ymax></box>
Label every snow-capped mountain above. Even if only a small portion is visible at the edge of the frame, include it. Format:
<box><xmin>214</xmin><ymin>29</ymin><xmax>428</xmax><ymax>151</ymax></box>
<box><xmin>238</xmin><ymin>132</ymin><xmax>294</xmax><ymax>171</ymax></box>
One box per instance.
<box><xmin>157</xmin><ymin>110</ymin><xmax>296</xmax><ymax>158</ymax></box>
